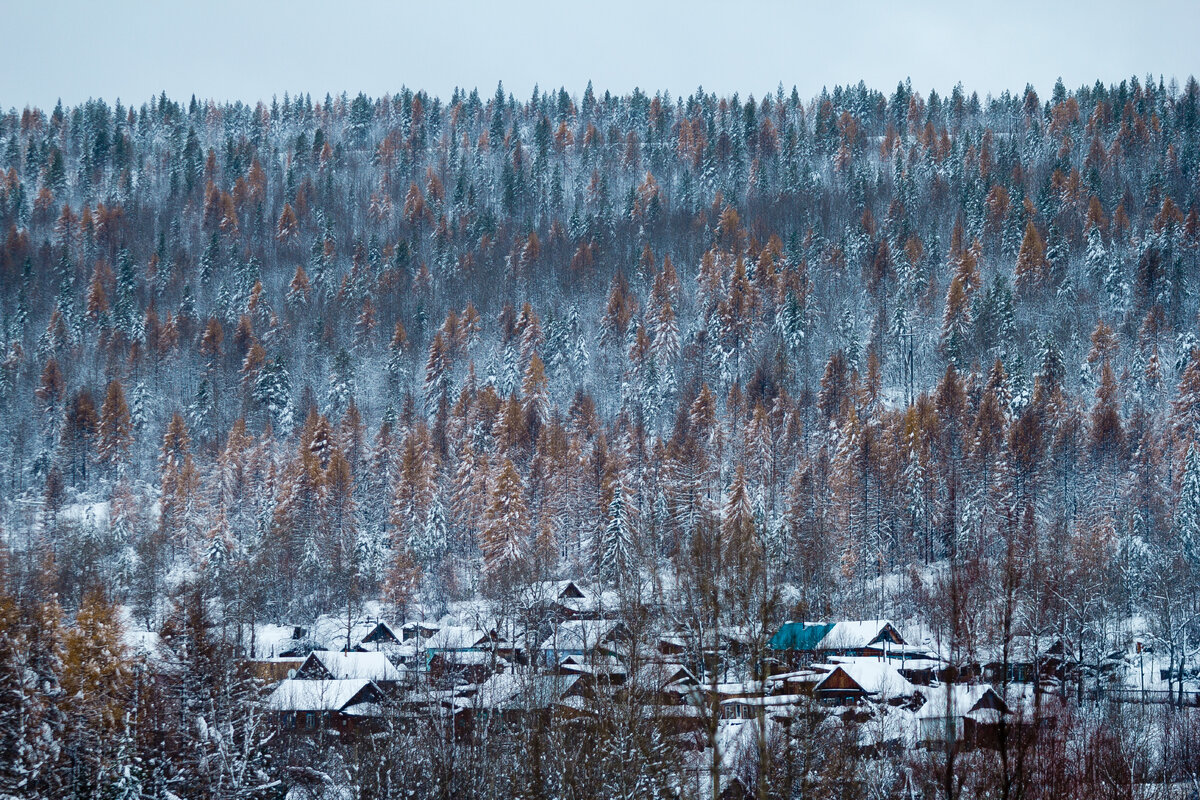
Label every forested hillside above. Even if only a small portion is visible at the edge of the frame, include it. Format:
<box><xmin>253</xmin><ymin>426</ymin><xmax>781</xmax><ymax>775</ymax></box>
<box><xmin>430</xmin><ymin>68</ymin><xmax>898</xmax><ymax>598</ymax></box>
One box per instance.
<box><xmin>3</xmin><ymin>75</ymin><xmax>1200</xmax><ymax>797</ymax></box>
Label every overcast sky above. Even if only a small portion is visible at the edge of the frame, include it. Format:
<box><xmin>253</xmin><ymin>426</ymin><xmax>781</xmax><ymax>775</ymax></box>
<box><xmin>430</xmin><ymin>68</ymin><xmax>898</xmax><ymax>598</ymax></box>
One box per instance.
<box><xmin>4</xmin><ymin>0</ymin><xmax>1198</xmax><ymax>110</ymax></box>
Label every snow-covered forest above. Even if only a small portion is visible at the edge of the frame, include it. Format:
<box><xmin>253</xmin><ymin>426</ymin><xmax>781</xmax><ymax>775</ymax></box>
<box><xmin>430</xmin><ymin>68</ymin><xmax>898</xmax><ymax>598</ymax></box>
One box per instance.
<box><xmin>3</xmin><ymin>75</ymin><xmax>1200</xmax><ymax>798</ymax></box>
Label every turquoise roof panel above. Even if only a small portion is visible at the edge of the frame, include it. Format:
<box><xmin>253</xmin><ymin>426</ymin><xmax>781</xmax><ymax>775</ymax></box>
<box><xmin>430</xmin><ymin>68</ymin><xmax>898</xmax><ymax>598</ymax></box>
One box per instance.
<box><xmin>769</xmin><ymin>622</ymin><xmax>835</xmax><ymax>651</ymax></box>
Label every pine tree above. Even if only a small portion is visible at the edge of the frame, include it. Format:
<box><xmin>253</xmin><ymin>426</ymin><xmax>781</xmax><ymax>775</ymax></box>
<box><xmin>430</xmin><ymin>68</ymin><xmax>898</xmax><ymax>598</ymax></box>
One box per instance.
<box><xmin>390</xmin><ymin>424</ymin><xmax>435</xmax><ymax>556</ymax></box>
<box><xmin>598</xmin><ymin>476</ymin><xmax>635</xmax><ymax>586</ymax></box>
<box><xmin>1177</xmin><ymin>442</ymin><xmax>1200</xmax><ymax>566</ymax></box>
<box><xmin>424</xmin><ymin>332</ymin><xmax>451</xmax><ymax>414</ymax></box>
<box><xmin>480</xmin><ymin>458</ymin><xmax>530</xmax><ymax>586</ymax></box>
<box><xmin>1090</xmin><ymin>360</ymin><xmax>1124</xmax><ymax>464</ymax></box>
<box><xmin>326</xmin><ymin>348</ymin><xmax>354</xmax><ymax>417</ymax></box>
<box><xmin>62</xmin><ymin>388</ymin><xmax>99</xmax><ymax>487</ymax></box>
<box><xmin>722</xmin><ymin>464</ymin><xmax>760</xmax><ymax>576</ymax></box>
<box><xmin>1085</xmin><ymin>226</ymin><xmax>1108</xmax><ymax>287</ymax></box>
<box><xmin>941</xmin><ymin>243</ymin><xmax>979</xmax><ymax>364</ymax></box>
<box><xmin>452</xmin><ymin>439</ymin><xmax>489</xmax><ymax>551</ymax></box>
<box><xmin>254</xmin><ymin>354</ymin><xmax>293</xmax><ymax>433</ymax></box>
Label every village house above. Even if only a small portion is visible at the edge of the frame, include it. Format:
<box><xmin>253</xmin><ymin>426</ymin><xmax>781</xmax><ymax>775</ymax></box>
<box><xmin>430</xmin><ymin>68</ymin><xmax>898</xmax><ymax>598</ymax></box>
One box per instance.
<box><xmin>424</xmin><ymin>626</ymin><xmax>518</xmax><ymax>685</ymax></box>
<box><xmin>540</xmin><ymin>619</ymin><xmax>630</xmax><ymax>663</ymax></box>
<box><xmin>811</xmin><ymin>659</ymin><xmax>918</xmax><ymax>706</ymax></box>
<box><xmin>455</xmin><ymin>671</ymin><xmax>587</xmax><ymax>729</ymax></box>
<box><xmin>519</xmin><ymin>579</ymin><xmax>593</xmax><ymax>621</ymax></box>
<box><xmin>400</xmin><ymin>620</ymin><xmax>440</xmax><ymax>642</ymax></box>
<box><xmin>769</xmin><ymin>620</ymin><xmax>909</xmax><ymax>667</ymax></box>
<box><xmin>293</xmin><ymin>649</ymin><xmax>408</xmax><ymax>689</ymax></box>
<box><xmin>266</xmin><ymin>678</ymin><xmax>389</xmax><ymax>738</ymax></box>
<box><xmin>916</xmin><ymin>684</ymin><xmax>1012</xmax><ymax>748</ymax></box>
<box><xmin>980</xmin><ymin>635</ymin><xmax>1070</xmax><ymax>685</ymax></box>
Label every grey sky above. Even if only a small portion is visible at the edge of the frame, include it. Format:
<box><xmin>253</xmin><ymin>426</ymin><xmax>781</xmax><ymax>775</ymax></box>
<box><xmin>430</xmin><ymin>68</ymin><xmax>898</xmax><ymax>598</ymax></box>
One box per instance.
<box><xmin>3</xmin><ymin>0</ymin><xmax>1197</xmax><ymax>110</ymax></box>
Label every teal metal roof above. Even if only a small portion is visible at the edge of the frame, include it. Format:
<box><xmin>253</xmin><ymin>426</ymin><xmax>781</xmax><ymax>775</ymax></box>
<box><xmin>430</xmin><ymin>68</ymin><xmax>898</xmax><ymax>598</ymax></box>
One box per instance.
<box><xmin>769</xmin><ymin>622</ymin><xmax>835</xmax><ymax>651</ymax></box>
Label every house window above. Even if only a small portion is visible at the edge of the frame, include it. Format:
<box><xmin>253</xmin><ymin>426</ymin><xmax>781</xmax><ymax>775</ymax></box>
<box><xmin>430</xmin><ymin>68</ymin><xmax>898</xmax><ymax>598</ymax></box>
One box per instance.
<box><xmin>305</xmin><ymin>712</ymin><xmax>316</xmax><ymax>729</ymax></box>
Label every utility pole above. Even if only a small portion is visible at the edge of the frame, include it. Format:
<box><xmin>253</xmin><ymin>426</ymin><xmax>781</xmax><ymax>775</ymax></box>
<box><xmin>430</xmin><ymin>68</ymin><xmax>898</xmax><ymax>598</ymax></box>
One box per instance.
<box><xmin>1138</xmin><ymin>640</ymin><xmax>1144</xmax><ymax>703</ymax></box>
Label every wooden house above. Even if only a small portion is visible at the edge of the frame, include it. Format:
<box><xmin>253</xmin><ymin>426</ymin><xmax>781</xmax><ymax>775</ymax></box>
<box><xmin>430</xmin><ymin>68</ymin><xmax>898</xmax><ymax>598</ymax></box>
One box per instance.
<box><xmin>811</xmin><ymin>660</ymin><xmax>917</xmax><ymax>706</ymax></box>
<box><xmin>539</xmin><ymin>619</ymin><xmax>630</xmax><ymax>668</ymax></box>
<box><xmin>770</xmin><ymin>620</ymin><xmax>907</xmax><ymax>666</ymax></box>
<box><xmin>425</xmin><ymin>626</ymin><xmax>518</xmax><ymax>660</ymax></box>
<box><xmin>628</xmin><ymin>662</ymin><xmax>700</xmax><ymax>706</ymax></box>
<box><xmin>429</xmin><ymin>650</ymin><xmax>507</xmax><ymax>686</ymax></box>
<box><xmin>916</xmin><ymin>684</ymin><xmax>1012</xmax><ymax>748</ymax></box>
<box><xmin>400</xmin><ymin>621</ymin><xmax>440</xmax><ymax>642</ymax></box>
<box><xmin>423</xmin><ymin>625</ymin><xmax>519</xmax><ymax>685</ymax></box>
<box><xmin>456</xmin><ymin>672</ymin><xmax>587</xmax><ymax>729</ymax></box>
<box><xmin>293</xmin><ymin>650</ymin><xmax>407</xmax><ymax>689</ymax></box>
<box><xmin>266</xmin><ymin>678</ymin><xmax>388</xmax><ymax>737</ymax></box>
<box><xmin>355</xmin><ymin>620</ymin><xmax>402</xmax><ymax>649</ymax></box>
<box><xmin>981</xmin><ymin>635</ymin><xmax>1069</xmax><ymax>685</ymax></box>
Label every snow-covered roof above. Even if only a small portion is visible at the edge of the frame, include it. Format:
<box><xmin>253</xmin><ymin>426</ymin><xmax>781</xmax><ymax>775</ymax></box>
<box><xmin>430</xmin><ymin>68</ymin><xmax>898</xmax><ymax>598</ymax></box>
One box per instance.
<box><xmin>266</xmin><ymin>679</ymin><xmax>378</xmax><ymax>712</ymax></box>
<box><xmin>463</xmin><ymin>672</ymin><xmax>581</xmax><ymax>711</ymax></box>
<box><xmin>632</xmin><ymin>662</ymin><xmax>698</xmax><ymax>691</ymax></box>
<box><xmin>520</xmin><ymin>580</ymin><xmax>590</xmax><ymax>603</ymax></box>
<box><xmin>814</xmin><ymin>660</ymin><xmax>916</xmax><ymax>698</ymax></box>
<box><xmin>426</xmin><ymin>626</ymin><xmax>493</xmax><ymax>650</ymax></box>
<box><xmin>966</xmin><ymin>707</ymin><xmax>1005</xmax><ymax>724</ymax></box>
<box><xmin>916</xmin><ymin>684</ymin><xmax>1007</xmax><ymax>720</ymax></box>
<box><xmin>299</xmin><ymin>650</ymin><xmax>405</xmax><ymax>682</ymax></box>
<box><xmin>542</xmin><ymin>619</ymin><xmax>622</xmax><ymax>653</ymax></box>
<box><xmin>978</xmin><ymin>634</ymin><xmax>1067</xmax><ymax>665</ymax></box>
<box><xmin>307</xmin><ymin>616</ymin><xmax>401</xmax><ymax>651</ymax></box>
<box><xmin>894</xmin><ymin>657</ymin><xmax>943</xmax><ymax>671</ymax></box>
<box><xmin>721</xmin><ymin>694</ymin><xmax>804</xmax><ymax>708</ymax></box>
<box><xmin>765</xmin><ymin>669</ymin><xmax>826</xmax><ymax>687</ymax></box>
<box><xmin>555</xmin><ymin>652</ymin><xmax>625</xmax><ymax>677</ymax></box>
<box><xmin>770</xmin><ymin>620</ymin><xmax>904</xmax><ymax>651</ymax></box>
<box><xmin>433</xmin><ymin>650</ymin><xmax>499</xmax><ymax>666</ymax></box>
<box><xmin>249</xmin><ymin>623</ymin><xmax>305</xmax><ymax>658</ymax></box>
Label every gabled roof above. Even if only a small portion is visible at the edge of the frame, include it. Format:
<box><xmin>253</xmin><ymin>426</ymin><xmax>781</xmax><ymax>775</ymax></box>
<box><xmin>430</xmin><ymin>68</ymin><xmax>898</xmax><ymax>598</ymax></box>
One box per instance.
<box><xmin>426</xmin><ymin>626</ymin><xmax>494</xmax><ymax>651</ymax></box>
<box><xmin>302</xmin><ymin>616</ymin><xmax>406</xmax><ymax>652</ymax></box>
<box><xmin>915</xmin><ymin>684</ymin><xmax>1010</xmax><ymax>720</ymax></box>
<box><xmin>980</xmin><ymin>634</ymin><xmax>1069</xmax><ymax>665</ymax></box>
<box><xmin>633</xmin><ymin>662</ymin><xmax>699</xmax><ymax>691</ymax></box>
<box><xmin>266</xmin><ymin>678</ymin><xmax>381</xmax><ymax>712</ymax></box>
<box><xmin>297</xmin><ymin>650</ymin><xmax>405</xmax><ymax>682</ymax></box>
<box><xmin>515</xmin><ymin>580</ymin><xmax>591</xmax><ymax>612</ymax></box>
<box><xmin>527</xmin><ymin>579</ymin><xmax>589</xmax><ymax>601</ymax></box>
<box><xmin>770</xmin><ymin>620</ymin><xmax>904</xmax><ymax>651</ymax></box>
<box><xmin>813</xmin><ymin>660</ymin><xmax>916</xmax><ymax>698</ymax></box>
<box><xmin>359</xmin><ymin>621</ymin><xmax>401</xmax><ymax>645</ymax></box>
